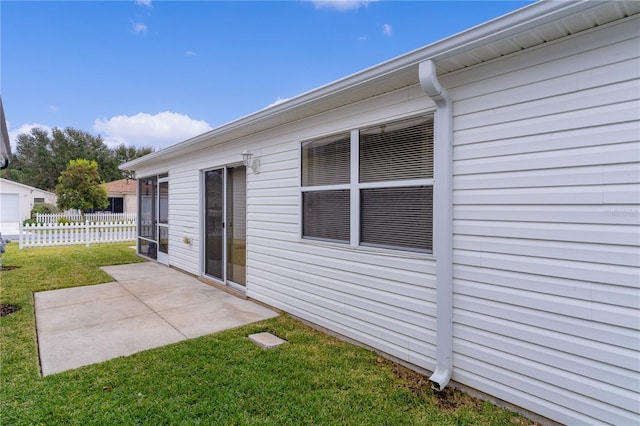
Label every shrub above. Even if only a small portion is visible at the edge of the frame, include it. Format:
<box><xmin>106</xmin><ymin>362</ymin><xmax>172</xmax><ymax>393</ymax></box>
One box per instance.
<box><xmin>30</xmin><ymin>203</ymin><xmax>56</xmax><ymax>217</ymax></box>
<box><xmin>22</xmin><ymin>219</ymin><xmax>41</xmax><ymax>226</ymax></box>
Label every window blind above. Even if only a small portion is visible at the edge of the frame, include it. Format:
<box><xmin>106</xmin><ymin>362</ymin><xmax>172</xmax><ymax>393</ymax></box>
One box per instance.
<box><xmin>301</xmin><ymin>133</ymin><xmax>350</xmax><ymax>187</ymax></box>
<box><xmin>303</xmin><ymin>190</ymin><xmax>350</xmax><ymax>242</ymax></box>
<box><xmin>360</xmin><ymin>186</ymin><xmax>432</xmax><ymax>251</ymax></box>
<box><xmin>360</xmin><ymin>116</ymin><xmax>433</xmax><ymax>183</ymax></box>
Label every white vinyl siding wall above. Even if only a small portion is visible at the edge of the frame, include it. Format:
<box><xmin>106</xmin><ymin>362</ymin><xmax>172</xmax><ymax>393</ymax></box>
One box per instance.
<box><xmin>249</xmin><ymin>89</ymin><xmax>438</xmax><ymax>371</ymax></box>
<box><xmin>444</xmin><ymin>16</ymin><xmax>640</xmax><ymax>425</ymax></box>
<box><xmin>136</xmin><ymin>86</ymin><xmax>440</xmax><ymax>371</ymax></box>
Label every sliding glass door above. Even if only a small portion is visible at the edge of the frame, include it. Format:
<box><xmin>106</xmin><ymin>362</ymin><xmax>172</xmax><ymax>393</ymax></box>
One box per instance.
<box><xmin>204</xmin><ymin>169</ymin><xmax>224</xmax><ymax>280</ymax></box>
<box><xmin>226</xmin><ymin>166</ymin><xmax>247</xmax><ymax>285</ymax></box>
<box><xmin>157</xmin><ymin>179</ymin><xmax>169</xmax><ymax>264</ymax></box>
<box><xmin>204</xmin><ymin>166</ymin><xmax>246</xmax><ymax>288</ymax></box>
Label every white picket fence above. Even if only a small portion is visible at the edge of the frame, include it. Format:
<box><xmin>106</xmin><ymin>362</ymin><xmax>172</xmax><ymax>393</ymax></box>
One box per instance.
<box><xmin>19</xmin><ymin>221</ymin><xmax>136</xmax><ymax>249</ymax></box>
<box><xmin>35</xmin><ymin>212</ymin><xmax>137</xmax><ymax>223</ymax></box>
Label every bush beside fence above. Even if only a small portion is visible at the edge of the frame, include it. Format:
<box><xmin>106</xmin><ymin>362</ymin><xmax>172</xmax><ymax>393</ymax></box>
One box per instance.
<box><xmin>19</xmin><ymin>221</ymin><xmax>136</xmax><ymax>249</ymax></box>
<box><xmin>35</xmin><ymin>212</ymin><xmax>137</xmax><ymax>224</ymax></box>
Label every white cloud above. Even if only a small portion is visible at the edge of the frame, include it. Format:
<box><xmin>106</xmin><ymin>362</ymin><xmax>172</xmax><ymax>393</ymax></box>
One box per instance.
<box><xmin>93</xmin><ymin>111</ymin><xmax>212</xmax><ymax>149</ymax></box>
<box><xmin>185</xmin><ymin>50</ymin><xmax>197</xmax><ymax>57</ymax></box>
<box><xmin>136</xmin><ymin>0</ymin><xmax>152</xmax><ymax>7</ymax></box>
<box><xmin>310</xmin><ymin>0</ymin><xmax>376</xmax><ymax>12</ymax></box>
<box><xmin>382</xmin><ymin>23</ymin><xmax>392</xmax><ymax>36</ymax></box>
<box><xmin>132</xmin><ymin>22</ymin><xmax>148</xmax><ymax>34</ymax></box>
<box><xmin>8</xmin><ymin>123</ymin><xmax>53</xmax><ymax>151</ymax></box>
<box><xmin>49</xmin><ymin>105</ymin><xmax>59</xmax><ymax>113</ymax></box>
<box><xmin>266</xmin><ymin>97</ymin><xmax>291</xmax><ymax>108</ymax></box>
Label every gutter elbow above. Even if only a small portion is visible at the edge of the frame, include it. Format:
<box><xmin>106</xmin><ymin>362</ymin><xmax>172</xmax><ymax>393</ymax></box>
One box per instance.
<box><xmin>419</xmin><ymin>60</ymin><xmax>449</xmax><ymax>105</ymax></box>
<box><xmin>429</xmin><ymin>365</ymin><xmax>452</xmax><ymax>391</ymax></box>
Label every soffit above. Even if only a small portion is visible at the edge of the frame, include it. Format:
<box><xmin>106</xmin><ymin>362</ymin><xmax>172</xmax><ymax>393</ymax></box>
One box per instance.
<box><xmin>435</xmin><ymin>1</ymin><xmax>640</xmax><ymax>74</ymax></box>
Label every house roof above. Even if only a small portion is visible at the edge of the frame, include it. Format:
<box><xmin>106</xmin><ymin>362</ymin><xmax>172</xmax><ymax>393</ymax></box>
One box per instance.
<box><xmin>122</xmin><ymin>0</ymin><xmax>639</xmax><ymax>171</ymax></box>
<box><xmin>104</xmin><ymin>178</ymin><xmax>137</xmax><ymax>195</ymax></box>
<box><xmin>0</xmin><ymin>96</ymin><xmax>12</xmax><ymax>169</ymax></box>
<box><xmin>0</xmin><ymin>178</ymin><xmax>57</xmax><ymax>196</ymax></box>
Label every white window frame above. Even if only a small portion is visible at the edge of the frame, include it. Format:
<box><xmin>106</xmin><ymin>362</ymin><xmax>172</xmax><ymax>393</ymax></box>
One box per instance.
<box><xmin>300</xmin><ymin>115</ymin><xmax>434</xmax><ymax>253</ymax></box>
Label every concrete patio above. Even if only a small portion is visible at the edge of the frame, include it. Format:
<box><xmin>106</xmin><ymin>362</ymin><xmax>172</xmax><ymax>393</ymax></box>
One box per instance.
<box><xmin>35</xmin><ymin>262</ymin><xmax>278</xmax><ymax>376</ymax></box>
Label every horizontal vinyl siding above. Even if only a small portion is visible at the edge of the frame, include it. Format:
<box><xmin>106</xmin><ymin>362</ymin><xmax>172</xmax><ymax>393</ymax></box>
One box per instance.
<box><xmin>446</xmin><ymin>16</ymin><xmax>640</xmax><ymax>426</ymax></box>
<box><xmin>166</xmin><ymin>169</ymin><xmax>200</xmax><ymax>275</ymax></box>
<box><xmin>245</xmin><ymin>87</ymin><xmax>438</xmax><ymax>371</ymax></box>
<box><xmin>141</xmin><ymin>86</ymin><xmax>438</xmax><ymax>371</ymax></box>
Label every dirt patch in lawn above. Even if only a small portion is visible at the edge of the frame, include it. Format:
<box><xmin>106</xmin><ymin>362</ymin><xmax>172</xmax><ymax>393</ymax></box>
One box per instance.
<box><xmin>390</xmin><ymin>360</ymin><xmax>539</xmax><ymax>424</ymax></box>
<box><xmin>391</xmin><ymin>361</ymin><xmax>481</xmax><ymax>410</ymax></box>
<box><xmin>1</xmin><ymin>304</ymin><xmax>21</xmax><ymax>317</ymax></box>
<box><xmin>1</xmin><ymin>265</ymin><xmax>20</xmax><ymax>271</ymax></box>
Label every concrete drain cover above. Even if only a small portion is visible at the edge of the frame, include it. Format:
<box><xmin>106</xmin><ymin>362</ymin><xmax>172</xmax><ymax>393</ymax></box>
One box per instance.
<box><xmin>249</xmin><ymin>332</ymin><xmax>287</xmax><ymax>349</ymax></box>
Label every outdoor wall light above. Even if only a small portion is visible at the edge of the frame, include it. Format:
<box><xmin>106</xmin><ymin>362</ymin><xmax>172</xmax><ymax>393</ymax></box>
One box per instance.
<box><xmin>241</xmin><ymin>149</ymin><xmax>260</xmax><ymax>174</ymax></box>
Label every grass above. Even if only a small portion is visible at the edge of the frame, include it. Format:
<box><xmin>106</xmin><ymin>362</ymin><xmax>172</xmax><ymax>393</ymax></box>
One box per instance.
<box><xmin>0</xmin><ymin>243</ymin><xmax>536</xmax><ymax>425</ymax></box>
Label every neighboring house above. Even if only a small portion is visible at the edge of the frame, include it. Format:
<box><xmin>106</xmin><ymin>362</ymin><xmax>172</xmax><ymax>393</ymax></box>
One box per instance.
<box><xmin>0</xmin><ymin>96</ymin><xmax>11</xmax><ymax>170</ymax></box>
<box><xmin>0</xmin><ymin>178</ymin><xmax>57</xmax><ymax>235</ymax></box>
<box><xmin>122</xmin><ymin>2</ymin><xmax>640</xmax><ymax>425</ymax></box>
<box><xmin>103</xmin><ymin>178</ymin><xmax>137</xmax><ymax>214</ymax></box>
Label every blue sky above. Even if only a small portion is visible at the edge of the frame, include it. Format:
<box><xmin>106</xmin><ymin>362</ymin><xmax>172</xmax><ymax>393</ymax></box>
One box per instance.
<box><xmin>2</xmin><ymin>0</ymin><xmax>533</xmax><ymax>150</ymax></box>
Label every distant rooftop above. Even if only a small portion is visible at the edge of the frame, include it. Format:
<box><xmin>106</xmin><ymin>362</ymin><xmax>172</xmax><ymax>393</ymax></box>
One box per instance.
<box><xmin>104</xmin><ymin>178</ymin><xmax>136</xmax><ymax>194</ymax></box>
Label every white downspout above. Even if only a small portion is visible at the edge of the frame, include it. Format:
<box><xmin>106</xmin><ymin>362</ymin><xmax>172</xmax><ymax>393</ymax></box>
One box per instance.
<box><xmin>419</xmin><ymin>59</ymin><xmax>453</xmax><ymax>391</ymax></box>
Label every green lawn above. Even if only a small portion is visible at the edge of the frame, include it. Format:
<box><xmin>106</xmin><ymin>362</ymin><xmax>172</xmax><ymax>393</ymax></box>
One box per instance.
<box><xmin>0</xmin><ymin>243</ymin><xmax>535</xmax><ymax>425</ymax></box>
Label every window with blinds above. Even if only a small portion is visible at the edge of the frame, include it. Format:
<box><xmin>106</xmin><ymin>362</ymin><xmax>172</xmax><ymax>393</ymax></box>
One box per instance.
<box><xmin>360</xmin><ymin>116</ymin><xmax>433</xmax><ymax>182</ymax></box>
<box><xmin>301</xmin><ymin>115</ymin><xmax>433</xmax><ymax>252</ymax></box>
<box><xmin>302</xmin><ymin>190</ymin><xmax>350</xmax><ymax>242</ymax></box>
<box><xmin>359</xmin><ymin>116</ymin><xmax>433</xmax><ymax>252</ymax></box>
<box><xmin>301</xmin><ymin>133</ymin><xmax>351</xmax><ymax>242</ymax></box>
<box><xmin>360</xmin><ymin>186</ymin><xmax>432</xmax><ymax>251</ymax></box>
<box><xmin>301</xmin><ymin>133</ymin><xmax>350</xmax><ymax>187</ymax></box>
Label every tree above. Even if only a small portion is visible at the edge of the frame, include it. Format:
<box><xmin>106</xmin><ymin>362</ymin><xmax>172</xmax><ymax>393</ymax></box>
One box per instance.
<box><xmin>112</xmin><ymin>144</ymin><xmax>154</xmax><ymax>179</ymax></box>
<box><xmin>9</xmin><ymin>127</ymin><xmax>55</xmax><ymax>189</ymax></box>
<box><xmin>56</xmin><ymin>159</ymin><xmax>108</xmax><ymax>214</ymax></box>
<box><xmin>50</xmin><ymin>128</ymin><xmax>122</xmax><ymax>184</ymax></box>
<box><xmin>7</xmin><ymin>126</ymin><xmax>154</xmax><ymax>190</ymax></box>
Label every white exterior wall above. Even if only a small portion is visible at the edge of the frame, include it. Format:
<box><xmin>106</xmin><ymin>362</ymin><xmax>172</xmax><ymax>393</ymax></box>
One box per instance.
<box><xmin>250</xmin><ymin>88</ymin><xmax>438</xmax><ymax>370</ymax></box>
<box><xmin>135</xmin><ymin>85</ymin><xmax>441</xmax><ymax>371</ymax></box>
<box><xmin>443</xmin><ymin>17</ymin><xmax>639</xmax><ymax>425</ymax></box>
<box><xmin>105</xmin><ymin>192</ymin><xmax>137</xmax><ymax>214</ymax></box>
<box><xmin>123</xmin><ymin>193</ymin><xmax>137</xmax><ymax>214</ymax></box>
<box><xmin>0</xmin><ymin>178</ymin><xmax>57</xmax><ymax>221</ymax></box>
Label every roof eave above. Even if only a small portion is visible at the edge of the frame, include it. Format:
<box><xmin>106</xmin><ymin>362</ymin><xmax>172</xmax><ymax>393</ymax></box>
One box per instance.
<box><xmin>0</xmin><ymin>96</ymin><xmax>12</xmax><ymax>168</ymax></box>
<box><xmin>0</xmin><ymin>178</ymin><xmax>57</xmax><ymax>195</ymax></box>
<box><xmin>121</xmin><ymin>0</ymin><xmax>608</xmax><ymax>171</ymax></box>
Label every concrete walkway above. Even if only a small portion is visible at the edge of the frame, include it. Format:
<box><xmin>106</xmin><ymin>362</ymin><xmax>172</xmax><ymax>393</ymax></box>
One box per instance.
<box><xmin>35</xmin><ymin>262</ymin><xmax>278</xmax><ymax>376</ymax></box>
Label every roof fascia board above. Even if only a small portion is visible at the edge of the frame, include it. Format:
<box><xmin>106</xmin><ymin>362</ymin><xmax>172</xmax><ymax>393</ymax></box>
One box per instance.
<box><xmin>0</xmin><ymin>96</ymin><xmax>12</xmax><ymax>166</ymax></box>
<box><xmin>121</xmin><ymin>0</ymin><xmax>601</xmax><ymax>170</ymax></box>
<box><xmin>0</xmin><ymin>178</ymin><xmax>57</xmax><ymax>196</ymax></box>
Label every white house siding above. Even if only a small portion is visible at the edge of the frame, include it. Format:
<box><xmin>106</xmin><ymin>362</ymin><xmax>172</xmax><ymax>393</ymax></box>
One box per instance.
<box><xmin>165</xmin><ymin>168</ymin><xmax>201</xmax><ymax>274</ymax></box>
<box><xmin>135</xmin><ymin>85</ymin><xmax>441</xmax><ymax>371</ymax></box>
<box><xmin>248</xmin><ymin>87</ymin><xmax>438</xmax><ymax>370</ymax></box>
<box><xmin>123</xmin><ymin>194</ymin><xmax>137</xmax><ymax>214</ymax></box>
<box><xmin>0</xmin><ymin>179</ymin><xmax>57</xmax><ymax>235</ymax></box>
<box><xmin>444</xmin><ymin>16</ymin><xmax>639</xmax><ymax>425</ymax></box>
